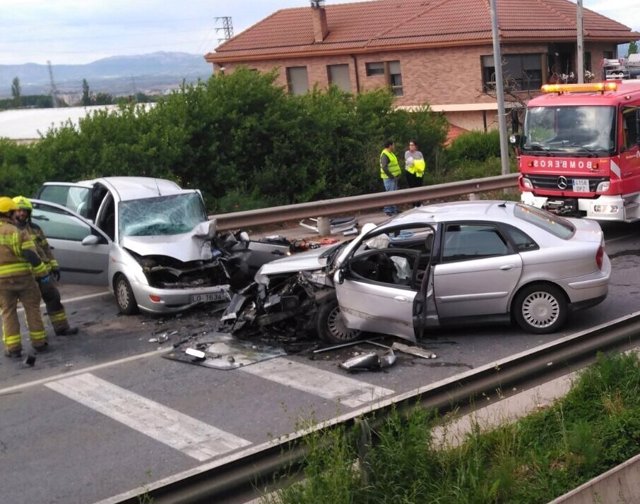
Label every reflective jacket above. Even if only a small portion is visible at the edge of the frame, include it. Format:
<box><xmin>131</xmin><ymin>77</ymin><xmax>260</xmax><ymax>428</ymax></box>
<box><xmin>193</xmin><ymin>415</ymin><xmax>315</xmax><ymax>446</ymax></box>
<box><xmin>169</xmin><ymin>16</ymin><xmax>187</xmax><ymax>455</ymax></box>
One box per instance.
<box><xmin>16</xmin><ymin>220</ymin><xmax>59</xmax><ymax>272</ymax></box>
<box><xmin>406</xmin><ymin>157</ymin><xmax>426</xmax><ymax>177</ymax></box>
<box><xmin>0</xmin><ymin>216</ymin><xmax>48</xmax><ymax>280</ymax></box>
<box><xmin>380</xmin><ymin>149</ymin><xmax>401</xmax><ymax>179</ymax></box>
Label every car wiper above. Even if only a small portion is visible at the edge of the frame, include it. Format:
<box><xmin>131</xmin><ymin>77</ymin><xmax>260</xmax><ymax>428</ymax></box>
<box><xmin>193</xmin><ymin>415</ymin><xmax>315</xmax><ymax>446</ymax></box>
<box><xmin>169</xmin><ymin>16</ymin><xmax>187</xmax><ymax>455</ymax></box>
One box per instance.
<box><xmin>523</xmin><ymin>142</ymin><xmax>549</xmax><ymax>151</ymax></box>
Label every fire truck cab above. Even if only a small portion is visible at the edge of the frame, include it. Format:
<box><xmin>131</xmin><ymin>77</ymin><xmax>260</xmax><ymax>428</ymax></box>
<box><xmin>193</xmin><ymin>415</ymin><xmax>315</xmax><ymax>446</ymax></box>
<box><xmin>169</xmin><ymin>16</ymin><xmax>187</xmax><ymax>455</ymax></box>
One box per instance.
<box><xmin>516</xmin><ymin>80</ymin><xmax>640</xmax><ymax>222</ymax></box>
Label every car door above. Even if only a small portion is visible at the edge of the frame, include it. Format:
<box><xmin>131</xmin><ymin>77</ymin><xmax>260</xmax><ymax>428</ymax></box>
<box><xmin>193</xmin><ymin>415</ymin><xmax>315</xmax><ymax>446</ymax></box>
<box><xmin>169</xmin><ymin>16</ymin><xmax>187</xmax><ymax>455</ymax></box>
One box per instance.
<box><xmin>432</xmin><ymin>222</ymin><xmax>523</xmax><ymax>319</ymax></box>
<box><xmin>30</xmin><ymin>199</ymin><xmax>111</xmax><ymax>286</ymax></box>
<box><xmin>36</xmin><ymin>183</ymin><xmax>94</xmax><ymax>219</ymax></box>
<box><xmin>334</xmin><ymin>224</ymin><xmax>435</xmax><ymax>341</ymax></box>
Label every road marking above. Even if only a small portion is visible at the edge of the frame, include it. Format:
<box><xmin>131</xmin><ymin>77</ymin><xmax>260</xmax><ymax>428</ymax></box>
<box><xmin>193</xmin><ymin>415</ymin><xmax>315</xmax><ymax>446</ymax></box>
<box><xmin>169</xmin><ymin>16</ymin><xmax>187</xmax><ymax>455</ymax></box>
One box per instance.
<box><xmin>45</xmin><ymin>373</ymin><xmax>251</xmax><ymax>461</ymax></box>
<box><xmin>240</xmin><ymin>358</ymin><xmax>394</xmax><ymax>407</ymax></box>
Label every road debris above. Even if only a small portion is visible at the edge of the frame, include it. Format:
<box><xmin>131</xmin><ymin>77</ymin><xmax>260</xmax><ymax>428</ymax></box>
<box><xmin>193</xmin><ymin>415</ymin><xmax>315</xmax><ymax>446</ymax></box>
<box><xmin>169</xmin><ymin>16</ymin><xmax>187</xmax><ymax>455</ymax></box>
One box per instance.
<box><xmin>391</xmin><ymin>342</ymin><xmax>437</xmax><ymax>359</ymax></box>
<box><xmin>340</xmin><ymin>349</ymin><xmax>396</xmax><ymax>372</ymax></box>
<box><xmin>164</xmin><ymin>331</ymin><xmax>286</xmax><ymax>370</ymax></box>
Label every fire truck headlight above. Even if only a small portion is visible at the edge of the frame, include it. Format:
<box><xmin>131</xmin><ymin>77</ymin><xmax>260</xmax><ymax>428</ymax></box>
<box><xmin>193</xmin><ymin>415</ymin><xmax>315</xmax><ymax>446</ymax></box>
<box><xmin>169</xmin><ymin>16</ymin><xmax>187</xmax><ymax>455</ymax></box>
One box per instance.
<box><xmin>595</xmin><ymin>181</ymin><xmax>610</xmax><ymax>193</ymax></box>
<box><xmin>521</xmin><ymin>177</ymin><xmax>533</xmax><ymax>190</ymax></box>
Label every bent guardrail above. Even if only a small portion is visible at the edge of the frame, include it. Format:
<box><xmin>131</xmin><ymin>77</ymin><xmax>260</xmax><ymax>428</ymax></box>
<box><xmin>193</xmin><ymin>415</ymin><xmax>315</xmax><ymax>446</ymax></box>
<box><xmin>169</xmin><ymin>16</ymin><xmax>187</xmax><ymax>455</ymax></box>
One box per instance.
<box><xmin>212</xmin><ymin>173</ymin><xmax>519</xmax><ymax>231</ymax></box>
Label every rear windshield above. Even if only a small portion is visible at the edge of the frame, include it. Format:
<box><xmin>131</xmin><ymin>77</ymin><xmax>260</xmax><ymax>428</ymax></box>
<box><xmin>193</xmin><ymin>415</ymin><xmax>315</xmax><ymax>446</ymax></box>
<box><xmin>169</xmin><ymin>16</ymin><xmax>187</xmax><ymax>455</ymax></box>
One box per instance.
<box><xmin>514</xmin><ymin>204</ymin><xmax>575</xmax><ymax>239</ymax></box>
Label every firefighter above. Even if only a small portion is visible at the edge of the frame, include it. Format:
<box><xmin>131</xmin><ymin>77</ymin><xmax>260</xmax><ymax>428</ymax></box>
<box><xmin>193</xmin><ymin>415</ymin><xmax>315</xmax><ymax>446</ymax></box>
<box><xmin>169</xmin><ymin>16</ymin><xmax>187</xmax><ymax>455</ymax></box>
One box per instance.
<box><xmin>13</xmin><ymin>196</ymin><xmax>78</xmax><ymax>336</ymax></box>
<box><xmin>0</xmin><ymin>196</ymin><xmax>50</xmax><ymax>358</ymax></box>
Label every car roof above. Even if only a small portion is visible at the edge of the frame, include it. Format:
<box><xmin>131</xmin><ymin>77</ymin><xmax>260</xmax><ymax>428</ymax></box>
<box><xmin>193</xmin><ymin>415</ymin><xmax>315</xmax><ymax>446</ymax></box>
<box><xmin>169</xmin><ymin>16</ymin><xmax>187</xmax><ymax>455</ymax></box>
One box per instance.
<box><xmin>80</xmin><ymin>176</ymin><xmax>187</xmax><ymax>202</ymax></box>
<box><xmin>386</xmin><ymin>200</ymin><xmax>516</xmax><ymax>226</ymax></box>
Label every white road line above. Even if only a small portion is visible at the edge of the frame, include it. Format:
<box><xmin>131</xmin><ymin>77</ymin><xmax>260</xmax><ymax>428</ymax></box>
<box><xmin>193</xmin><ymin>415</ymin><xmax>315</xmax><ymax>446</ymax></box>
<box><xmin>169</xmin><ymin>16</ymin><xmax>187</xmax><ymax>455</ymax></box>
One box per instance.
<box><xmin>45</xmin><ymin>373</ymin><xmax>251</xmax><ymax>461</ymax></box>
<box><xmin>240</xmin><ymin>358</ymin><xmax>394</xmax><ymax>407</ymax></box>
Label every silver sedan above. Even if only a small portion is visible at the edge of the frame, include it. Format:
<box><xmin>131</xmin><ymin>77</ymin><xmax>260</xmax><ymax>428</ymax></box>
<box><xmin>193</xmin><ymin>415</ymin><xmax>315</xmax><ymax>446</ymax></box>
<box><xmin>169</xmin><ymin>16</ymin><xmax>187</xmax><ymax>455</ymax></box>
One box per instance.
<box><xmin>223</xmin><ymin>201</ymin><xmax>611</xmax><ymax>343</ymax></box>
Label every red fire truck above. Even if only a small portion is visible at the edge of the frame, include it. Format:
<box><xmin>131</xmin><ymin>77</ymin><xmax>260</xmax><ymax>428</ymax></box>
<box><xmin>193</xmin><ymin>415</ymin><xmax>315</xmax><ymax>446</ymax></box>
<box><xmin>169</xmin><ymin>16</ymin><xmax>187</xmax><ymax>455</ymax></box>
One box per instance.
<box><xmin>516</xmin><ymin>80</ymin><xmax>640</xmax><ymax>221</ymax></box>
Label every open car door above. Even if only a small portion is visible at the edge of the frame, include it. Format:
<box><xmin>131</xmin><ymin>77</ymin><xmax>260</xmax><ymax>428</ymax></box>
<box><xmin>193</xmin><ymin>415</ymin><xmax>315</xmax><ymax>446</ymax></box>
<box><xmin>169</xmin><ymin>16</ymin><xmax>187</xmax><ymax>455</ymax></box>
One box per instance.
<box><xmin>333</xmin><ymin>225</ymin><xmax>435</xmax><ymax>342</ymax></box>
<box><xmin>30</xmin><ymin>199</ymin><xmax>111</xmax><ymax>286</ymax></box>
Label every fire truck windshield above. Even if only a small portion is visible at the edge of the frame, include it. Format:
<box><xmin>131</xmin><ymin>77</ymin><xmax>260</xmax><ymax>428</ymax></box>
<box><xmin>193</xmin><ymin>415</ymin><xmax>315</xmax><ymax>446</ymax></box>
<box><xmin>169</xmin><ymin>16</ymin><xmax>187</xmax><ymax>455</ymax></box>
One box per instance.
<box><xmin>522</xmin><ymin>106</ymin><xmax>616</xmax><ymax>154</ymax></box>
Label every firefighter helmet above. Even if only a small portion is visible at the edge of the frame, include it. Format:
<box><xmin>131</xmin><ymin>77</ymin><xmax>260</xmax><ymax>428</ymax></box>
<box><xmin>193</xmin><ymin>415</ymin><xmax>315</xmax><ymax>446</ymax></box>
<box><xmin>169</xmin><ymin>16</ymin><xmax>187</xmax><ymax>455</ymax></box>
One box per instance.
<box><xmin>0</xmin><ymin>196</ymin><xmax>18</xmax><ymax>214</ymax></box>
<box><xmin>13</xmin><ymin>195</ymin><xmax>33</xmax><ymax>211</ymax></box>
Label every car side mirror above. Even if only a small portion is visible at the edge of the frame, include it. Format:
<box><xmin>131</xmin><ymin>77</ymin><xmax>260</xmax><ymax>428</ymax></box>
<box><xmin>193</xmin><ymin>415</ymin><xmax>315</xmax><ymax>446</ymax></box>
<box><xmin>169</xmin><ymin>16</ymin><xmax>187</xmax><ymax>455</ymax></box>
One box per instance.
<box><xmin>336</xmin><ymin>268</ymin><xmax>346</xmax><ymax>284</ymax></box>
<box><xmin>194</xmin><ymin>219</ymin><xmax>217</xmax><ymax>239</ymax></box>
<box><xmin>81</xmin><ymin>235</ymin><xmax>100</xmax><ymax>246</ymax></box>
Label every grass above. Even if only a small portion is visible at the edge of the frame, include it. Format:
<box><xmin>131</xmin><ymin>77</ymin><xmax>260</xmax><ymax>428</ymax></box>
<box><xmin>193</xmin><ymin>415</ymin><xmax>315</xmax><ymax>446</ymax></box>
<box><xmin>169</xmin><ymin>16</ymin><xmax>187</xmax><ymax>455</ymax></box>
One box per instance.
<box><xmin>263</xmin><ymin>351</ymin><xmax>640</xmax><ymax>504</ymax></box>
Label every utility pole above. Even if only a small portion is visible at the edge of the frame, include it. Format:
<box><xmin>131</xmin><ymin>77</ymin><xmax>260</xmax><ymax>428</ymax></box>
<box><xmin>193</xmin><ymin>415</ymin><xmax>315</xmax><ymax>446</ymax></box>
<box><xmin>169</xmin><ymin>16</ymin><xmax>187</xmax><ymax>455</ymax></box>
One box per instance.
<box><xmin>489</xmin><ymin>0</ymin><xmax>510</xmax><ymax>176</ymax></box>
<box><xmin>47</xmin><ymin>60</ymin><xmax>59</xmax><ymax>108</ymax></box>
<box><xmin>215</xmin><ymin>17</ymin><xmax>233</xmax><ymax>43</ymax></box>
<box><xmin>576</xmin><ymin>0</ymin><xmax>584</xmax><ymax>83</ymax></box>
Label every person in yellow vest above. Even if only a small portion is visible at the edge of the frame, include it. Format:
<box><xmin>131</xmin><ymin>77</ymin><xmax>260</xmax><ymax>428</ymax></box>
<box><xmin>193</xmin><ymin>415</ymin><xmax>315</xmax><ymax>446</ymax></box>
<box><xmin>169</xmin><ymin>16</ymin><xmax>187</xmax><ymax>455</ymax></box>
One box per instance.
<box><xmin>380</xmin><ymin>139</ymin><xmax>402</xmax><ymax>216</ymax></box>
<box><xmin>13</xmin><ymin>196</ymin><xmax>79</xmax><ymax>336</ymax></box>
<box><xmin>404</xmin><ymin>139</ymin><xmax>427</xmax><ymax>207</ymax></box>
<box><xmin>0</xmin><ymin>197</ymin><xmax>50</xmax><ymax>358</ymax></box>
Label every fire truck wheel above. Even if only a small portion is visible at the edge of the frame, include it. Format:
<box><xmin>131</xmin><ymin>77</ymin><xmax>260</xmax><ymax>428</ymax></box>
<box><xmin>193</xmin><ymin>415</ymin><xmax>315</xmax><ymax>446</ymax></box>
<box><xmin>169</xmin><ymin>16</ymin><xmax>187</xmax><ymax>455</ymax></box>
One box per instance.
<box><xmin>513</xmin><ymin>283</ymin><xmax>567</xmax><ymax>334</ymax></box>
<box><xmin>316</xmin><ymin>298</ymin><xmax>362</xmax><ymax>344</ymax></box>
<box><xmin>114</xmin><ymin>274</ymin><xmax>139</xmax><ymax>315</ymax></box>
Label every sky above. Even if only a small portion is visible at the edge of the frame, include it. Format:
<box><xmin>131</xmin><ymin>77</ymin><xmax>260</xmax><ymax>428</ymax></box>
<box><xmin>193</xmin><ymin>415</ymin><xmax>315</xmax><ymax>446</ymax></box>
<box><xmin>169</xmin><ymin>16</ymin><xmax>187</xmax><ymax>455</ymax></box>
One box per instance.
<box><xmin>0</xmin><ymin>0</ymin><xmax>638</xmax><ymax>66</ymax></box>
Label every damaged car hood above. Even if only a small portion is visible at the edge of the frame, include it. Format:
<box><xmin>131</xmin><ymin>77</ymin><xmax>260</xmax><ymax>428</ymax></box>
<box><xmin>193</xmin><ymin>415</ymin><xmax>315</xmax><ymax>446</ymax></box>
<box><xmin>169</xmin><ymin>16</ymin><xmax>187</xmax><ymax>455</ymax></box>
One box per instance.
<box><xmin>257</xmin><ymin>245</ymin><xmax>335</xmax><ymax>276</ymax></box>
<box><xmin>120</xmin><ymin>233</ymin><xmax>212</xmax><ymax>262</ymax></box>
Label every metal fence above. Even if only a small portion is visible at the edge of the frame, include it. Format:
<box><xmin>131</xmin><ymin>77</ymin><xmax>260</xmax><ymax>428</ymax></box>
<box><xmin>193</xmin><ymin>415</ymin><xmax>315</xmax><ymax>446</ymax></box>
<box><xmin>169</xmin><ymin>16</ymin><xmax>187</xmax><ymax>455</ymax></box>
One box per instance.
<box><xmin>212</xmin><ymin>173</ymin><xmax>520</xmax><ymax>231</ymax></box>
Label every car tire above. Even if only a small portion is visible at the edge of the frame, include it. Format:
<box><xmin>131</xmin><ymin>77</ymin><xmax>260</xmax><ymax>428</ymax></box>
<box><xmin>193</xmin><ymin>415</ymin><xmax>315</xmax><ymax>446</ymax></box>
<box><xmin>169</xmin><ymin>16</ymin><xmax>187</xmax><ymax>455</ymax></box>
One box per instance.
<box><xmin>316</xmin><ymin>298</ymin><xmax>361</xmax><ymax>344</ymax></box>
<box><xmin>114</xmin><ymin>275</ymin><xmax>139</xmax><ymax>315</ymax></box>
<box><xmin>513</xmin><ymin>283</ymin><xmax>567</xmax><ymax>334</ymax></box>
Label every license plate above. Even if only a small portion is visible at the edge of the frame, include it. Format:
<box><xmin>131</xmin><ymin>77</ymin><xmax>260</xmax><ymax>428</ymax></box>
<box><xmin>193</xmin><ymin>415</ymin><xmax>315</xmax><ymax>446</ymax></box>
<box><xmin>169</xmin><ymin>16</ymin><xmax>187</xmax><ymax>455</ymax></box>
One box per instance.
<box><xmin>190</xmin><ymin>292</ymin><xmax>228</xmax><ymax>303</ymax></box>
<box><xmin>572</xmin><ymin>178</ymin><xmax>590</xmax><ymax>192</ymax></box>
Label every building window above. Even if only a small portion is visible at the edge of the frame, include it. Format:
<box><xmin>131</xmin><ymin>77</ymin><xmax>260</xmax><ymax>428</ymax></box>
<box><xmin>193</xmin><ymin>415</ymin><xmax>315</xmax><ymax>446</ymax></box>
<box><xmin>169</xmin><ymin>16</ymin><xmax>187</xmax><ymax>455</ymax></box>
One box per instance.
<box><xmin>388</xmin><ymin>61</ymin><xmax>403</xmax><ymax>96</ymax></box>
<box><xmin>327</xmin><ymin>64</ymin><xmax>351</xmax><ymax>92</ymax></box>
<box><xmin>365</xmin><ymin>60</ymin><xmax>403</xmax><ymax>96</ymax></box>
<box><xmin>286</xmin><ymin>66</ymin><xmax>309</xmax><ymax>95</ymax></box>
<box><xmin>482</xmin><ymin>54</ymin><xmax>542</xmax><ymax>92</ymax></box>
<box><xmin>365</xmin><ymin>62</ymin><xmax>385</xmax><ymax>76</ymax></box>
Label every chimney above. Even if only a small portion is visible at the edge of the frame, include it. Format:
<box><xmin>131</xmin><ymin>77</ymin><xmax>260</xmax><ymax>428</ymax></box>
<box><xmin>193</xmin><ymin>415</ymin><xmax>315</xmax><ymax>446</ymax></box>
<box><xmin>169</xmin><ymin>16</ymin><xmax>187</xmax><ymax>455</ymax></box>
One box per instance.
<box><xmin>310</xmin><ymin>0</ymin><xmax>328</xmax><ymax>43</ymax></box>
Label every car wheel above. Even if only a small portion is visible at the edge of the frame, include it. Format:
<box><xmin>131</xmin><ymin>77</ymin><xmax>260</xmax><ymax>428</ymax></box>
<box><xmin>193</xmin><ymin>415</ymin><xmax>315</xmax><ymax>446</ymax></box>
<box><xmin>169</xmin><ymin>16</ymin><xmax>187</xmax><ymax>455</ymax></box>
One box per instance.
<box><xmin>316</xmin><ymin>299</ymin><xmax>361</xmax><ymax>344</ymax></box>
<box><xmin>513</xmin><ymin>283</ymin><xmax>567</xmax><ymax>334</ymax></box>
<box><xmin>114</xmin><ymin>275</ymin><xmax>139</xmax><ymax>315</ymax></box>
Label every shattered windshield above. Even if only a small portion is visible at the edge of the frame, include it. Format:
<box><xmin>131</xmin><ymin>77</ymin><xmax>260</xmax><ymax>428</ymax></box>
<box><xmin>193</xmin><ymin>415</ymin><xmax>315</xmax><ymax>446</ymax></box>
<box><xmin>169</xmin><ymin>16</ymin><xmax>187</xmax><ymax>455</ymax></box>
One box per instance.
<box><xmin>119</xmin><ymin>192</ymin><xmax>208</xmax><ymax>237</ymax></box>
<box><xmin>522</xmin><ymin>106</ymin><xmax>616</xmax><ymax>154</ymax></box>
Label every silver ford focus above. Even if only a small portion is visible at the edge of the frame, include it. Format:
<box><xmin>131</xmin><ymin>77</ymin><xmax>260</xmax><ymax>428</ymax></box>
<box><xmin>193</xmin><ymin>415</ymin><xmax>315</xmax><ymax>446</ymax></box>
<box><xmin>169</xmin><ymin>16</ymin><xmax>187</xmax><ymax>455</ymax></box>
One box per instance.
<box><xmin>222</xmin><ymin>200</ymin><xmax>611</xmax><ymax>343</ymax></box>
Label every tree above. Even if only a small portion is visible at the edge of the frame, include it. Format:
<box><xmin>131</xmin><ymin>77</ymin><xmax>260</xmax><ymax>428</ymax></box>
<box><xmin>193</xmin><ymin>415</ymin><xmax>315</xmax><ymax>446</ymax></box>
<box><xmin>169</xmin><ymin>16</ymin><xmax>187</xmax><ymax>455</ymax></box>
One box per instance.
<box><xmin>81</xmin><ymin>79</ymin><xmax>92</xmax><ymax>106</ymax></box>
<box><xmin>628</xmin><ymin>41</ymin><xmax>638</xmax><ymax>56</ymax></box>
<box><xmin>11</xmin><ymin>77</ymin><xmax>21</xmax><ymax>107</ymax></box>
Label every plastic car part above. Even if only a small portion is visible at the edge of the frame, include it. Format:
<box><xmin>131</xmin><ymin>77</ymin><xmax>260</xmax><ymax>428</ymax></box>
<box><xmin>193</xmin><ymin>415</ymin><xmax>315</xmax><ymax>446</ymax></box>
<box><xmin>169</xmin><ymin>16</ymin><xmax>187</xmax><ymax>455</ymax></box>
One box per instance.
<box><xmin>339</xmin><ymin>349</ymin><xmax>396</xmax><ymax>372</ymax></box>
<box><xmin>114</xmin><ymin>274</ymin><xmax>139</xmax><ymax>315</ymax></box>
<box><xmin>316</xmin><ymin>298</ymin><xmax>361</xmax><ymax>344</ymax></box>
<box><xmin>512</xmin><ymin>283</ymin><xmax>568</xmax><ymax>334</ymax></box>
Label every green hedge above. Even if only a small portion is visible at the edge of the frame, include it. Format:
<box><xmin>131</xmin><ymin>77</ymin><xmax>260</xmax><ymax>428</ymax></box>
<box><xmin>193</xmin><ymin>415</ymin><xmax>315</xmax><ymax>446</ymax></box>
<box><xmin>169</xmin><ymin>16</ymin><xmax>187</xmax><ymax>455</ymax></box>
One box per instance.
<box><xmin>1</xmin><ymin>69</ymin><xmax>510</xmax><ymax>212</ymax></box>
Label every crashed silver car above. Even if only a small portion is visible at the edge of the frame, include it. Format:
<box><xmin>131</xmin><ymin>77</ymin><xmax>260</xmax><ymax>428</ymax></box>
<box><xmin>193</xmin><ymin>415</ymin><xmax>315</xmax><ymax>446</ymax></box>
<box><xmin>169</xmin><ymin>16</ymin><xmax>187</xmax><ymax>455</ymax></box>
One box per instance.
<box><xmin>221</xmin><ymin>201</ymin><xmax>611</xmax><ymax>343</ymax></box>
<box><xmin>34</xmin><ymin>177</ymin><xmax>289</xmax><ymax>314</ymax></box>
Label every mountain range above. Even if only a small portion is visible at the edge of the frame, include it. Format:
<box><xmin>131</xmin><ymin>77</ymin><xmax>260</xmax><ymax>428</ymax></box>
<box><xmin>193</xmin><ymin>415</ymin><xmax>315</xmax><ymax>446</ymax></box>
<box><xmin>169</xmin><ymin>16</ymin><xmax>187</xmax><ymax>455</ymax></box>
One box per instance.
<box><xmin>0</xmin><ymin>52</ymin><xmax>212</xmax><ymax>99</ymax></box>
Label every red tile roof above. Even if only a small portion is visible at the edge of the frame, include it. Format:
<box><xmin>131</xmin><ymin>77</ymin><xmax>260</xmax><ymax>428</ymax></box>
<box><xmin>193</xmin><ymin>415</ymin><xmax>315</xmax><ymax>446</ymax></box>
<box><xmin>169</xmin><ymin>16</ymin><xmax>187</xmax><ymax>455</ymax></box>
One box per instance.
<box><xmin>207</xmin><ymin>0</ymin><xmax>640</xmax><ymax>63</ymax></box>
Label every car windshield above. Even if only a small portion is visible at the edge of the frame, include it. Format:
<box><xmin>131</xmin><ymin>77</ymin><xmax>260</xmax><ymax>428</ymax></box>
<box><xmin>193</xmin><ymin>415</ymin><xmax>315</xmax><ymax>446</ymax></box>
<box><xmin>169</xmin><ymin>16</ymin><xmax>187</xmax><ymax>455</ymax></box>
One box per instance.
<box><xmin>514</xmin><ymin>204</ymin><xmax>575</xmax><ymax>239</ymax></box>
<box><xmin>522</xmin><ymin>105</ymin><xmax>616</xmax><ymax>154</ymax></box>
<box><xmin>119</xmin><ymin>192</ymin><xmax>208</xmax><ymax>237</ymax></box>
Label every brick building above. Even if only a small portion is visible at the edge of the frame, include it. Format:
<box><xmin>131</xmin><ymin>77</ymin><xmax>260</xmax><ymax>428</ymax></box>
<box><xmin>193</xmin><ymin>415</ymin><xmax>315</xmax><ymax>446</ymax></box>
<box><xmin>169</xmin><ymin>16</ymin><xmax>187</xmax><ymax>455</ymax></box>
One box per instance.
<box><xmin>205</xmin><ymin>0</ymin><xmax>639</xmax><ymax>131</ymax></box>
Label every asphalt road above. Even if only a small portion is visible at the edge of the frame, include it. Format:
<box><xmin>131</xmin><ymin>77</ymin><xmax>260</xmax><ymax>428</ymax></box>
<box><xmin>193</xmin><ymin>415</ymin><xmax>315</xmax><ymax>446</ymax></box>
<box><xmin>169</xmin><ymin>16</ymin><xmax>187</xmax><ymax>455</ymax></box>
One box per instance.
<box><xmin>1</xmin><ymin>220</ymin><xmax>640</xmax><ymax>504</ymax></box>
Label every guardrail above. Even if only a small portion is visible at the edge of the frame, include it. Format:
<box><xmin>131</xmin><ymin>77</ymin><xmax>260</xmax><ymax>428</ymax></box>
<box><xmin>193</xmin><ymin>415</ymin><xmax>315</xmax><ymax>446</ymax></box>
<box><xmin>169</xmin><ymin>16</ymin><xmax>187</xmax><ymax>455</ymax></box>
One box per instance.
<box><xmin>103</xmin><ymin>310</ymin><xmax>640</xmax><ymax>504</ymax></box>
<box><xmin>212</xmin><ymin>173</ymin><xmax>519</xmax><ymax>231</ymax></box>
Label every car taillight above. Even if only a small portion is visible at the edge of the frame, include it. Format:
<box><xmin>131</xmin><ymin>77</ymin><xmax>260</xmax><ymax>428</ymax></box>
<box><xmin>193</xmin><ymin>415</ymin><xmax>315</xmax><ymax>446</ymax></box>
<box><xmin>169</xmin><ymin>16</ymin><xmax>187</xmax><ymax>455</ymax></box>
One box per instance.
<box><xmin>595</xmin><ymin>244</ymin><xmax>604</xmax><ymax>270</ymax></box>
